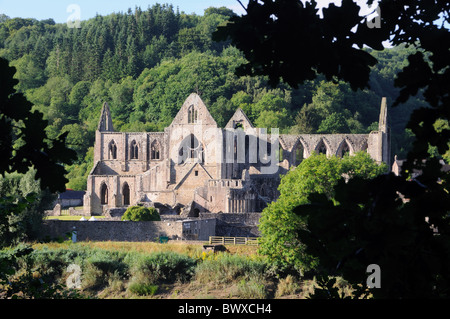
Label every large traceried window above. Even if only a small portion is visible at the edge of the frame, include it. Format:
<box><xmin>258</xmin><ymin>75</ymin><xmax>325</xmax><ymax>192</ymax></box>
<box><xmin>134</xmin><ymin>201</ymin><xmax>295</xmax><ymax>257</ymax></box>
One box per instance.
<box><xmin>178</xmin><ymin>134</ymin><xmax>204</xmax><ymax>164</ymax></box>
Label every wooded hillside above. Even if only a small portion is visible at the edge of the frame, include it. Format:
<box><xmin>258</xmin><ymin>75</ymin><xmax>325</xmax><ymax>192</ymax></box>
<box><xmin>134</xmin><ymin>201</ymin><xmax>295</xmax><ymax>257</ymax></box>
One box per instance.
<box><xmin>0</xmin><ymin>4</ymin><xmax>428</xmax><ymax>190</ymax></box>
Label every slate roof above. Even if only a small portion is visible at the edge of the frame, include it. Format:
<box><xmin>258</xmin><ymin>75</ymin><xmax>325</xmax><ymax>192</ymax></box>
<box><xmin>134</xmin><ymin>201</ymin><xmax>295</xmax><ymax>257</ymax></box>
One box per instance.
<box><xmin>58</xmin><ymin>190</ymin><xmax>85</xmax><ymax>200</ymax></box>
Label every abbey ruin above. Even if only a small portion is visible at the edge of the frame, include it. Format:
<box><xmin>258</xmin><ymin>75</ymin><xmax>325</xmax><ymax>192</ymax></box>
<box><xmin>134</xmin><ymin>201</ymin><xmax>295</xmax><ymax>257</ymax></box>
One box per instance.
<box><xmin>83</xmin><ymin>93</ymin><xmax>390</xmax><ymax>216</ymax></box>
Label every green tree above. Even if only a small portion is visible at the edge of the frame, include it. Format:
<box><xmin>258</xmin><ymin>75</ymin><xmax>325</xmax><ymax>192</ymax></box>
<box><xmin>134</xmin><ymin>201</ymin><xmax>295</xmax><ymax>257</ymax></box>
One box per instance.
<box><xmin>65</xmin><ymin>147</ymin><xmax>94</xmax><ymax>191</ymax></box>
<box><xmin>0</xmin><ymin>57</ymin><xmax>76</xmax><ymax>192</ymax></box>
<box><xmin>291</xmin><ymin>103</ymin><xmax>322</xmax><ymax>134</ymax></box>
<box><xmin>317</xmin><ymin>112</ymin><xmax>349</xmax><ymax>134</ymax></box>
<box><xmin>121</xmin><ymin>206</ymin><xmax>161</xmax><ymax>221</ymax></box>
<box><xmin>254</xmin><ymin>109</ymin><xmax>289</xmax><ymax>132</ymax></box>
<box><xmin>69</xmin><ymin>81</ymin><xmax>91</xmax><ymax>106</ymax></box>
<box><xmin>0</xmin><ymin>57</ymin><xmax>75</xmax><ymax>247</ymax></box>
<box><xmin>258</xmin><ymin>152</ymin><xmax>386</xmax><ymax>273</ymax></box>
<box><xmin>218</xmin><ymin>0</ymin><xmax>450</xmax><ymax>298</ymax></box>
<box><xmin>10</xmin><ymin>54</ymin><xmax>46</xmax><ymax>91</ymax></box>
<box><xmin>0</xmin><ymin>168</ymin><xmax>56</xmax><ymax>244</ymax></box>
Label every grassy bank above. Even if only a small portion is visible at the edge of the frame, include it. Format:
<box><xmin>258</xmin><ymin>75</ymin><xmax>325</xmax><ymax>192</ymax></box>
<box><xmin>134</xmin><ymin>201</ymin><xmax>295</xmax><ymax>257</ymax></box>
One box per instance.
<box><xmin>0</xmin><ymin>242</ymin><xmax>351</xmax><ymax>299</ymax></box>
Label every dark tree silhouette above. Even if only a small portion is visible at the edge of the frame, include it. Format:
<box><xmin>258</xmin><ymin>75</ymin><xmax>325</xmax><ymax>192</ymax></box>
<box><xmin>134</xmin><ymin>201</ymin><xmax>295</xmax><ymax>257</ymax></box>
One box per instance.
<box><xmin>0</xmin><ymin>57</ymin><xmax>76</xmax><ymax>193</ymax></box>
<box><xmin>215</xmin><ymin>0</ymin><xmax>450</xmax><ymax>298</ymax></box>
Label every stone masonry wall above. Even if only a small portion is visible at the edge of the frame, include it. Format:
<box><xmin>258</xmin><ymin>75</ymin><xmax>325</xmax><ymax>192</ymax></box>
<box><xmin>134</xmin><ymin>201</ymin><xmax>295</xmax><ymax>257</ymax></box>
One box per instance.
<box><xmin>39</xmin><ymin>220</ymin><xmax>183</xmax><ymax>242</ymax></box>
<box><xmin>200</xmin><ymin>213</ymin><xmax>261</xmax><ymax>237</ymax></box>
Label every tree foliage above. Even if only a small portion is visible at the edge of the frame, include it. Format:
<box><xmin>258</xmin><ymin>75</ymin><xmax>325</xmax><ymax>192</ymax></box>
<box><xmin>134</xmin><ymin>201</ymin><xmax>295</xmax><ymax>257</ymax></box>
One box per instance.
<box><xmin>0</xmin><ymin>5</ymin><xmax>430</xmax><ymax>190</ymax></box>
<box><xmin>220</xmin><ymin>0</ymin><xmax>450</xmax><ymax>298</ymax></box>
<box><xmin>0</xmin><ymin>58</ymin><xmax>76</xmax><ymax>192</ymax></box>
<box><xmin>121</xmin><ymin>206</ymin><xmax>161</xmax><ymax>222</ymax></box>
<box><xmin>258</xmin><ymin>152</ymin><xmax>387</xmax><ymax>273</ymax></box>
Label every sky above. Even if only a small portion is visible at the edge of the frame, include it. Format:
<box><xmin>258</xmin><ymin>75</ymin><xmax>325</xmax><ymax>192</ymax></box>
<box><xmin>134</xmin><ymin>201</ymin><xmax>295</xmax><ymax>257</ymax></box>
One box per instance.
<box><xmin>0</xmin><ymin>1</ymin><xmax>445</xmax><ymax>31</ymax></box>
<box><xmin>0</xmin><ymin>0</ymin><xmax>249</xmax><ymax>22</ymax></box>
<box><xmin>0</xmin><ymin>0</ymin><xmax>380</xmax><ymax>23</ymax></box>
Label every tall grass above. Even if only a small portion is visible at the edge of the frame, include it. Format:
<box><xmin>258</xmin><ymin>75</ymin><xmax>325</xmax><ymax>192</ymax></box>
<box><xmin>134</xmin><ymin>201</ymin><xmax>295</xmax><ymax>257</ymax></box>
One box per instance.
<box><xmin>3</xmin><ymin>243</ymin><xmax>328</xmax><ymax>299</ymax></box>
<box><xmin>128</xmin><ymin>251</ymin><xmax>197</xmax><ymax>285</ymax></box>
<box><xmin>195</xmin><ymin>253</ymin><xmax>269</xmax><ymax>285</ymax></box>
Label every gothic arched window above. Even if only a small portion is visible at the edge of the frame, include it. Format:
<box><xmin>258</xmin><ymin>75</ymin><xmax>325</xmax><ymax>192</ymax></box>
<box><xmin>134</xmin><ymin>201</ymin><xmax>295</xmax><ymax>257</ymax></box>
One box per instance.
<box><xmin>338</xmin><ymin>140</ymin><xmax>351</xmax><ymax>158</ymax></box>
<box><xmin>294</xmin><ymin>141</ymin><xmax>304</xmax><ymax>166</ymax></box>
<box><xmin>109</xmin><ymin>140</ymin><xmax>117</xmax><ymax>159</ymax></box>
<box><xmin>188</xmin><ymin>105</ymin><xmax>197</xmax><ymax>124</ymax></box>
<box><xmin>122</xmin><ymin>183</ymin><xmax>130</xmax><ymax>206</ymax></box>
<box><xmin>234</xmin><ymin>136</ymin><xmax>238</xmax><ymax>161</ymax></box>
<box><xmin>316</xmin><ymin>139</ymin><xmax>328</xmax><ymax>155</ymax></box>
<box><xmin>178</xmin><ymin>134</ymin><xmax>204</xmax><ymax>164</ymax></box>
<box><xmin>277</xmin><ymin>143</ymin><xmax>284</xmax><ymax>162</ymax></box>
<box><xmin>100</xmin><ymin>183</ymin><xmax>108</xmax><ymax>205</ymax></box>
<box><xmin>151</xmin><ymin>140</ymin><xmax>161</xmax><ymax>160</ymax></box>
<box><xmin>130</xmin><ymin>140</ymin><xmax>138</xmax><ymax>160</ymax></box>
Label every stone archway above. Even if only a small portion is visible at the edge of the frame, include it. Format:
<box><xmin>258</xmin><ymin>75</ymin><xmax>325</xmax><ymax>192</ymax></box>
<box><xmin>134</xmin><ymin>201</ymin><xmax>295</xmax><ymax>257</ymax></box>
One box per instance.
<box><xmin>100</xmin><ymin>183</ymin><xmax>108</xmax><ymax>205</ymax></box>
<box><xmin>122</xmin><ymin>182</ymin><xmax>130</xmax><ymax>206</ymax></box>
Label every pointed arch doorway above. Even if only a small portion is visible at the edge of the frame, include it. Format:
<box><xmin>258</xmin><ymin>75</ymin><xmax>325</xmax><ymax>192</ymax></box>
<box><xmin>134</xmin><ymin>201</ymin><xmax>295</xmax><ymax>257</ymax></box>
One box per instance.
<box><xmin>122</xmin><ymin>183</ymin><xmax>130</xmax><ymax>206</ymax></box>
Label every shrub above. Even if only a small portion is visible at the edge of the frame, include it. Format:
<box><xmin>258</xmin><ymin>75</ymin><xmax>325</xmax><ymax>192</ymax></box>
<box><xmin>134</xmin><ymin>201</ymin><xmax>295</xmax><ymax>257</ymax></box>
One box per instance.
<box><xmin>195</xmin><ymin>253</ymin><xmax>268</xmax><ymax>285</ymax></box>
<box><xmin>235</xmin><ymin>276</ymin><xmax>268</xmax><ymax>299</ymax></box>
<box><xmin>128</xmin><ymin>282</ymin><xmax>158</xmax><ymax>296</ymax></box>
<box><xmin>130</xmin><ymin>251</ymin><xmax>197</xmax><ymax>284</ymax></box>
<box><xmin>121</xmin><ymin>206</ymin><xmax>160</xmax><ymax>221</ymax></box>
<box><xmin>275</xmin><ymin>275</ymin><xmax>300</xmax><ymax>298</ymax></box>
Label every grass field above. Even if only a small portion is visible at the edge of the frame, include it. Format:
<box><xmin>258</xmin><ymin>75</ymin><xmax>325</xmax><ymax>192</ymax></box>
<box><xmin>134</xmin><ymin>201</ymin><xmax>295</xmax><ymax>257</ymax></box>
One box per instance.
<box><xmin>2</xmin><ymin>241</ymin><xmax>353</xmax><ymax>299</ymax></box>
<box><xmin>32</xmin><ymin>240</ymin><xmax>259</xmax><ymax>258</ymax></box>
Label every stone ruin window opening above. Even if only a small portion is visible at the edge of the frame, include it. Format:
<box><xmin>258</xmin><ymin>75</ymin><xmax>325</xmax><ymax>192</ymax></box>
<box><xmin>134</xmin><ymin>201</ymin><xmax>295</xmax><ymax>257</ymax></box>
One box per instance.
<box><xmin>130</xmin><ymin>140</ymin><xmax>139</xmax><ymax>160</ymax></box>
<box><xmin>100</xmin><ymin>183</ymin><xmax>108</xmax><ymax>205</ymax></box>
<box><xmin>122</xmin><ymin>183</ymin><xmax>130</xmax><ymax>206</ymax></box>
<box><xmin>188</xmin><ymin>105</ymin><xmax>198</xmax><ymax>124</ymax></box>
<box><xmin>109</xmin><ymin>140</ymin><xmax>117</xmax><ymax>159</ymax></box>
<box><xmin>260</xmin><ymin>138</ymin><xmax>272</xmax><ymax>165</ymax></box>
<box><xmin>189</xmin><ymin>134</ymin><xmax>204</xmax><ymax>162</ymax></box>
<box><xmin>178</xmin><ymin>134</ymin><xmax>204</xmax><ymax>164</ymax></box>
<box><xmin>277</xmin><ymin>143</ymin><xmax>284</xmax><ymax>162</ymax></box>
<box><xmin>190</xmin><ymin>134</ymin><xmax>195</xmax><ymax>158</ymax></box>
<box><xmin>151</xmin><ymin>140</ymin><xmax>161</xmax><ymax>160</ymax></box>
<box><xmin>316</xmin><ymin>139</ymin><xmax>327</xmax><ymax>155</ymax></box>
<box><xmin>338</xmin><ymin>140</ymin><xmax>351</xmax><ymax>158</ymax></box>
<box><xmin>234</xmin><ymin>136</ymin><xmax>238</xmax><ymax>161</ymax></box>
<box><xmin>361</xmin><ymin>141</ymin><xmax>368</xmax><ymax>153</ymax></box>
<box><xmin>295</xmin><ymin>142</ymin><xmax>304</xmax><ymax>166</ymax></box>
<box><xmin>245</xmin><ymin>135</ymin><xmax>250</xmax><ymax>163</ymax></box>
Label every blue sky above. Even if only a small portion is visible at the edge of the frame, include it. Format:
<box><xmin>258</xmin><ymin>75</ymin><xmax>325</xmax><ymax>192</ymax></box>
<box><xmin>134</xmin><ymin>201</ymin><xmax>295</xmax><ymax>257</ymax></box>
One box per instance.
<box><xmin>1</xmin><ymin>0</ymin><xmax>447</xmax><ymax>29</ymax></box>
<box><xmin>0</xmin><ymin>0</ymin><xmax>249</xmax><ymax>23</ymax></box>
<box><xmin>0</xmin><ymin>1</ymin><xmax>378</xmax><ymax>23</ymax></box>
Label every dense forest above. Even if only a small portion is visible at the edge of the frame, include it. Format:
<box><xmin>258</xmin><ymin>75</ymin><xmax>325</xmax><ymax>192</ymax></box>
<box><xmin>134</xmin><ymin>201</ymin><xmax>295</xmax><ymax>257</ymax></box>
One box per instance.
<box><xmin>0</xmin><ymin>4</ymin><xmax>430</xmax><ymax>191</ymax></box>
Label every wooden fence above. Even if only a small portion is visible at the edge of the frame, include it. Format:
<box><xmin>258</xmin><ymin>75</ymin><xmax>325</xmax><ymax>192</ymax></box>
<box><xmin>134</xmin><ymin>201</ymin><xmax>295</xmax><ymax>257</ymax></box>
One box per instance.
<box><xmin>208</xmin><ymin>236</ymin><xmax>259</xmax><ymax>246</ymax></box>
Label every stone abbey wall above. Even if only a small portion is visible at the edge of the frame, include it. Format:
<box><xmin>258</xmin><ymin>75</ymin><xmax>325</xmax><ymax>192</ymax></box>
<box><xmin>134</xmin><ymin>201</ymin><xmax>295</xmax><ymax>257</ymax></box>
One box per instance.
<box><xmin>40</xmin><ymin>213</ymin><xmax>259</xmax><ymax>242</ymax></box>
<box><xmin>40</xmin><ymin>220</ymin><xmax>184</xmax><ymax>242</ymax></box>
<box><xmin>84</xmin><ymin>93</ymin><xmax>390</xmax><ymax>216</ymax></box>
